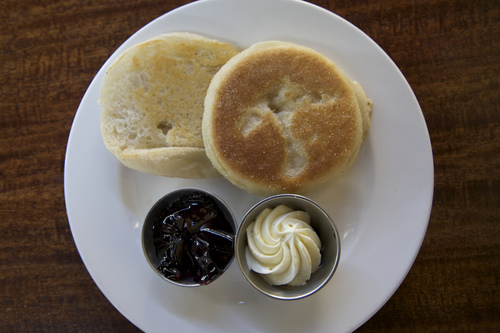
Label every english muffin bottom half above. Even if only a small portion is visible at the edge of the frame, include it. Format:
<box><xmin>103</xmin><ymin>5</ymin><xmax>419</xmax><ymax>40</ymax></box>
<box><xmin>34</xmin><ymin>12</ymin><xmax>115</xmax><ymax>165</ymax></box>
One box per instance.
<box><xmin>99</xmin><ymin>32</ymin><xmax>239</xmax><ymax>178</ymax></box>
<box><xmin>203</xmin><ymin>41</ymin><xmax>372</xmax><ymax>196</ymax></box>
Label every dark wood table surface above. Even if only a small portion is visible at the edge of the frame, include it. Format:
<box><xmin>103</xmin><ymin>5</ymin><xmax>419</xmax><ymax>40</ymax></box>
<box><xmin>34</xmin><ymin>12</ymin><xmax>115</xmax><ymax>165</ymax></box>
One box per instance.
<box><xmin>2</xmin><ymin>0</ymin><xmax>498</xmax><ymax>332</ymax></box>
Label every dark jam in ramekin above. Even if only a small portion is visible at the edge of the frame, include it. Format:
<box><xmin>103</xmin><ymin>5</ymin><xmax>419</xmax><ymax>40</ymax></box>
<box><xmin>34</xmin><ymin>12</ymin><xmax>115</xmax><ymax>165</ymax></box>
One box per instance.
<box><xmin>151</xmin><ymin>191</ymin><xmax>234</xmax><ymax>285</ymax></box>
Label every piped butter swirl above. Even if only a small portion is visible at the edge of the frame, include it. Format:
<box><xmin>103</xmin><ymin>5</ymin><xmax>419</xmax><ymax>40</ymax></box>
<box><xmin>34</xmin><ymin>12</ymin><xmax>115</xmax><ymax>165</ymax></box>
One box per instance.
<box><xmin>246</xmin><ymin>205</ymin><xmax>321</xmax><ymax>286</ymax></box>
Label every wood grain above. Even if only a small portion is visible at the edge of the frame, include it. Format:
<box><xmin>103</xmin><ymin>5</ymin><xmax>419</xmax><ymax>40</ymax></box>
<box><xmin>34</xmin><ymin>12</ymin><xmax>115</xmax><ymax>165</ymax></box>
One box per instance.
<box><xmin>1</xmin><ymin>0</ymin><xmax>498</xmax><ymax>332</ymax></box>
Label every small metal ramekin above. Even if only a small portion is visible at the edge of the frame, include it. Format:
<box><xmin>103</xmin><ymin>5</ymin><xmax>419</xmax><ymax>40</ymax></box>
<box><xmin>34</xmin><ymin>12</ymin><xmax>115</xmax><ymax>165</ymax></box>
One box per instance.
<box><xmin>142</xmin><ymin>188</ymin><xmax>236</xmax><ymax>287</ymax></box>
<box><xmin>235</xmin><ymin>194</ymin><xmax>341</xmax><ymax>300</ymax></box>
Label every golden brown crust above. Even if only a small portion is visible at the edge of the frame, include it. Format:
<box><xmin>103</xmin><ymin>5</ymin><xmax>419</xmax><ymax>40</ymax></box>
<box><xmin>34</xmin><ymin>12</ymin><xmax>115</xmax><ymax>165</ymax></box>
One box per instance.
<box><xmin>203</xmin><ymin>41</ymin><xmax>372</xmax><ymax>195</ymax></box>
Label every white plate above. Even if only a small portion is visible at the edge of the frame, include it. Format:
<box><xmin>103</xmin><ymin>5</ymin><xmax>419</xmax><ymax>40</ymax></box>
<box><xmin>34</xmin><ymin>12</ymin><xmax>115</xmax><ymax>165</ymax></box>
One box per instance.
<box><xmin>64</xmin><ymin>0</ymin><xmax>434</xmax><ymax>332</ymax></box>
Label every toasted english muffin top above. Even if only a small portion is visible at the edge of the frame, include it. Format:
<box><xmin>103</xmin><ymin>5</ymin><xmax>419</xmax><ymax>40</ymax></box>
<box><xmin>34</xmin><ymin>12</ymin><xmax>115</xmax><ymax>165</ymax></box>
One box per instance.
<box><xmin>99</xmin><ymin>32</ymin><xmax>239</xmax><ymax>178</ymax></box>
<box><xmin>203</xmin><ymin>41</ymin><xmax>372</xmax><ymax>195</ymax></box>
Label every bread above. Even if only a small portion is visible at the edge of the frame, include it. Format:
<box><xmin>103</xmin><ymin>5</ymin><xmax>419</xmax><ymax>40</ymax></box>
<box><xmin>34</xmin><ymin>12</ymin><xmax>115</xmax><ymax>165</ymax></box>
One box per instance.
<box><xmin>99</xmin><ymin>32</ymin><xmax>239</xmax><ymax>178</ymax></box>
<box><xmin>203</xmin><ymin>41</ymin><xmax>372</xmax><ymax>196</ymax></box>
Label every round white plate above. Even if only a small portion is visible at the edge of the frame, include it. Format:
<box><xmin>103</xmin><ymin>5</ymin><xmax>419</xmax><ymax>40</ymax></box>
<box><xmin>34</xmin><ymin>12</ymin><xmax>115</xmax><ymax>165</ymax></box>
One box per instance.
<box><xmin>64</xmin><ymin>0</ymin><xmax>434</xmax><ymax>332</ymax></box>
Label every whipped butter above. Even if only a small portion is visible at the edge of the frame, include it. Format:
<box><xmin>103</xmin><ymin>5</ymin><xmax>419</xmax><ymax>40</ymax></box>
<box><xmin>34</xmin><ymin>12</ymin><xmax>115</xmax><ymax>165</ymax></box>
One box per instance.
<box><xmin>245</xmin><ymin>205</ymin><xmax>322</xmax><ymax>286</ymax></box>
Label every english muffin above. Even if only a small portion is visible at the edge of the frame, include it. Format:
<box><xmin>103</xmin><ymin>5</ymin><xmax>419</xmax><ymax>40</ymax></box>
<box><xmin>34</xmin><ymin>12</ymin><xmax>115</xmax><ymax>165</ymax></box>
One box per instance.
<box><xmin>99</xmin><ymin>32</ymin><xmax>239</xmax><ymax>178</ymax></box>
<box><xmin>203</xmin><ymin>41</ymin><xmax>372</xmax><ymax>196</ymax></box>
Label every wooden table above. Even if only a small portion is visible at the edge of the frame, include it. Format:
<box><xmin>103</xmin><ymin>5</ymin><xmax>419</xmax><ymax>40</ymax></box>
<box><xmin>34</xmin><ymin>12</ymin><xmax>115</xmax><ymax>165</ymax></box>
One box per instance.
<box><xmin>2</xmin><ymin>0</ymin><xmax>498</xmax><ymax>331</ymax></box>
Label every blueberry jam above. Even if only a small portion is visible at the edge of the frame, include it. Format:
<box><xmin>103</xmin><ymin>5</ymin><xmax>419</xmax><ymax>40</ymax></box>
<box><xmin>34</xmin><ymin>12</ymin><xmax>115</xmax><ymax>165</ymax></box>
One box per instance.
<box><xmin>151</xmin><ymin>191</ymin><xmax>234</xmax><ymax>285</ymax></box>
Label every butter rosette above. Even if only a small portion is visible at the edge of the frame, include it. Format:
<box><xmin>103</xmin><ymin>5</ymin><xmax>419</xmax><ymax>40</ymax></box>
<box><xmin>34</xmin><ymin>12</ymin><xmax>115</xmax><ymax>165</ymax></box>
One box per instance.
<box><xmin>245</xmin><ymin>204</ymin><xmax>322</xmax><ymax>286</ymax></box>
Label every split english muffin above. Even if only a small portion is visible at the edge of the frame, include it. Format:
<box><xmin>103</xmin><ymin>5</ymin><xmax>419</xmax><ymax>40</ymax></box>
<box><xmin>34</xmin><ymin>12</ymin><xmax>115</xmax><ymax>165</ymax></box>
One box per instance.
<box><xmin>203</xmin><ymin>41</ymin><xmax>373</xmax><ymax>196</ymax></box>
<box><xmin>99</xmin><ymin>32</ymin><xmax>239</xmax><ymax>178</ymax></box>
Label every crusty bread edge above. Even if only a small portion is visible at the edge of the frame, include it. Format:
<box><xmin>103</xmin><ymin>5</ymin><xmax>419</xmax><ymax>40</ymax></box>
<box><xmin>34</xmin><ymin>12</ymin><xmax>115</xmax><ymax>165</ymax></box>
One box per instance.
<box><xmin>116</xmin><ymin>147</ymin><xmax>220</xmax><ymax>178</ymax></box>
